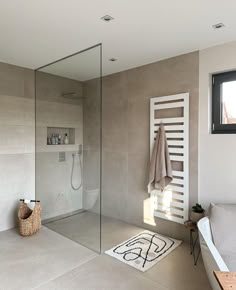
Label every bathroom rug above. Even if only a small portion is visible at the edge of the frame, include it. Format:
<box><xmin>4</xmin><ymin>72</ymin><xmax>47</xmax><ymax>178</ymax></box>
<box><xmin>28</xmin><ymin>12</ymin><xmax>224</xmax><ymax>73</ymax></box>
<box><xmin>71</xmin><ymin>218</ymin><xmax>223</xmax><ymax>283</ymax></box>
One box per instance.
<box><xmin>105</xmin><ymin>230</ymin><xmax>181</xmax><ymax>272</ymax></box>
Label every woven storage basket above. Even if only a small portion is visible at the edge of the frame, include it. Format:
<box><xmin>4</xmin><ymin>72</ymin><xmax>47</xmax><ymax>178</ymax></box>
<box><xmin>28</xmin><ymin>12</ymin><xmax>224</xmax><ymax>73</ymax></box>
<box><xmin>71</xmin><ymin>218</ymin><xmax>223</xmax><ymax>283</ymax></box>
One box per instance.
<box><xmin>18</xmin><ymin>201</ymin><xmax>42</xmax><ymax>236</ymax></box>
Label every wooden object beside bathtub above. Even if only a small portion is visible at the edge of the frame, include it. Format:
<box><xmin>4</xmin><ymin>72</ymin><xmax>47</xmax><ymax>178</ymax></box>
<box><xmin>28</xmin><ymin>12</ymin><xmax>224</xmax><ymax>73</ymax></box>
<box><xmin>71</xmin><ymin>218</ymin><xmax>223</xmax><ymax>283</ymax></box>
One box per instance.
<box><xmin>214</xmin><ymin>271</ymin><xmax>236</xmax><ymax>290</ymax></box>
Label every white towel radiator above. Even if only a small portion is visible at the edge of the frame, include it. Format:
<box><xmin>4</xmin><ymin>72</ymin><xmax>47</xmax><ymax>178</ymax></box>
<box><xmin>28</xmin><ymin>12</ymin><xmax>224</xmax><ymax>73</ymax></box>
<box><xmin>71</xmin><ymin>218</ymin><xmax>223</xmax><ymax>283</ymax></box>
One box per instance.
<box><xmin>150</xmin><ymin>93</ymin><xmax>189</xmax><ymax>224</ymax></box>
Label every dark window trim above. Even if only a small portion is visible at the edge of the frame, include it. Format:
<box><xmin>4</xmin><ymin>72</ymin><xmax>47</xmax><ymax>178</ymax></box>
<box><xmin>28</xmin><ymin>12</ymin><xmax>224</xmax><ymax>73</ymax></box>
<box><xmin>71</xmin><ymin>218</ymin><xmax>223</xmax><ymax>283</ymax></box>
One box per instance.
<box><xmin>212</xmin><ymin>70</ymin><xmax>236</xmax><ymax>134</ymax></box>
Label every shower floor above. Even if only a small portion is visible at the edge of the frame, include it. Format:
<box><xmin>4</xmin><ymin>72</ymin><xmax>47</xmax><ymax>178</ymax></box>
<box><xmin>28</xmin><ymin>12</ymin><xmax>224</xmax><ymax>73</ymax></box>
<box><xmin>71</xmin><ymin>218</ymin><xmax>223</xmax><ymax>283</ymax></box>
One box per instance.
<box><xmin>45</xmin><ymin>211</ymin><xmax>142</xmax><ymax>252</ymax></box>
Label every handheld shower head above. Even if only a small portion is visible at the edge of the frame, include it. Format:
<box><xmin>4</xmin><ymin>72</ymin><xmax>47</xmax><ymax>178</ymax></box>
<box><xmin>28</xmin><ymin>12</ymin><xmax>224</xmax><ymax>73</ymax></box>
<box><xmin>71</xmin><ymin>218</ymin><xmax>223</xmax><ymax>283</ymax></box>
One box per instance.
<box><xmin>71</xmin><ymin>145</ymin><xmax>82</xmax><ymax>158</ymax></box>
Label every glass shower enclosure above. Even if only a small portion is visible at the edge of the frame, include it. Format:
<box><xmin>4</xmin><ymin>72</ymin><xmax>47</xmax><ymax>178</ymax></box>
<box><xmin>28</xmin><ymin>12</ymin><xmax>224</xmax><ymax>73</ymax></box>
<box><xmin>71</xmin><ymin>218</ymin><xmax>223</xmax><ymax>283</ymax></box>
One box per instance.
<box><xmin>35</xmin><ymin>44</ymin><xmax>102</xmax><ymax>253</ymax></box>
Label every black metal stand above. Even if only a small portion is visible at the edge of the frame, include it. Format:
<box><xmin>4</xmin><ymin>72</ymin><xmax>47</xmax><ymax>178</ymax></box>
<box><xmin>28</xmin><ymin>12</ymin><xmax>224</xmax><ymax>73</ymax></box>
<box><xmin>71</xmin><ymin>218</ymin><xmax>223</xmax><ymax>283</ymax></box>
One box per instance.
<box><xmin>190</xmin><ymin>228</ymin><xmax>201</xmax><ymax>265</ymax></box>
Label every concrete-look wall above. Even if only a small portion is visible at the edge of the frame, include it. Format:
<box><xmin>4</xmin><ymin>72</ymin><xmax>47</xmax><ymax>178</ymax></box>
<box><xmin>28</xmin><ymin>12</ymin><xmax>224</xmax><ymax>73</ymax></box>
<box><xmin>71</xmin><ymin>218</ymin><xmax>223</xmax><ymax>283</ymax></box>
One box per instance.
<box><xmin>83</xmin><ymin>78</ymin><xmax>101</xmax><ymax>202</ymax></box>
<box><xmin>101</xmin><ymin>51</ymin><xmax>199</xmax><ymax>240</ymax></box>
<box><xmin>0</xmin><ymin>62</ymin><xmax>35</xmax><ymax>231</ymax></box>
<box><xmin>199</xmin><ymin>41</ymin><xmax>236</xmax><ymax>209</ymax></box>
<box><xmin>35</xmin><ymin>72</ymin><xmax>84</xmax><ymax>220</ymax></box>
<box><xmin>0</xmin><ymin>61</ymin><xmax>84</xmax><ymax>231</ymax></box>
<box><xmin>0</xmin><ymin>51</ymin><xmax>199</xmax><ymax>237</ymax></box>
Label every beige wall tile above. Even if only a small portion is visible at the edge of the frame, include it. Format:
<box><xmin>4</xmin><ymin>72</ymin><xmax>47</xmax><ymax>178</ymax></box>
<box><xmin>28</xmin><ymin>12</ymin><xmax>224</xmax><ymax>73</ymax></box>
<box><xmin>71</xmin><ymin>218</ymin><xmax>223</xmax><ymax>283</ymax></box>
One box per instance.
<box><xmin>0</xmin><ymin>153</ymin><xmax>35</xmax><ymax>231</ymax></box>
<box><xmin>0</xmin><ymin>62</ymin><xmax>36</xmax><ymax>231</ymax></box>
<box><xmin>36</xmin><ymin>71</ymin><xmax>83</xmax><ymax>103</ymax></box>
<box><xmin>35</xmin><ymin>71</ymin><xmax>84</xmax><ymax>220</ymax></box>
<box><xmin>84</xmin><ymin>51</ymin><xmax>199</xmax><ymax>241</ymax></box>
<box><xmin>0</xmin><ymin>95</ymin><xmax>34</xmax><ymax>126</ymax></box>
<box><xmin>102</xmin><ymin>151</ymin><xmax>128</xmax><ymax>220</ymax></box>
<box><xmin>0</xmin><ymin>50</ymin><xmax>199</xmax><ymax>235</ymax></box>
<box><xmin>0</xmin><ymin>125</ymin><xmax>34</xmax><ymax>154</ymax></box>
<box><xmin>36</xmin><ymin>152</ymin><xmax>83</xmax><ymax>220</ymax></box>
<box><xmin>0</xmin><ymin>61</ymin><xmax>84</xmax><ymax>231</ymax></box>
<box><xmin>0</xmin><ymin>62</ymin><xmax>25</xmax><ymax>98</ymax></box>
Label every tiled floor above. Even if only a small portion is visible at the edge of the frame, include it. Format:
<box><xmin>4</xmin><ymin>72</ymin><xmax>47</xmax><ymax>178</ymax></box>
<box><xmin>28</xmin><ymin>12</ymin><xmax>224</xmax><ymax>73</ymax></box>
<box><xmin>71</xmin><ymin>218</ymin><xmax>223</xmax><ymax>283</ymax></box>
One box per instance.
<box><xmin>0</xmin><ymin>227</ymin><xmax>97</xmax><ymax>290</ymax></box>
<box><xmin>46</xmin><ymin>212</ymin><xmax>143</xmax><ymax>252</ymax></box>
<box><xmin>0</xmin><ymin>214</ymin><xmax>212</xmax><ymax>290</ymax></box>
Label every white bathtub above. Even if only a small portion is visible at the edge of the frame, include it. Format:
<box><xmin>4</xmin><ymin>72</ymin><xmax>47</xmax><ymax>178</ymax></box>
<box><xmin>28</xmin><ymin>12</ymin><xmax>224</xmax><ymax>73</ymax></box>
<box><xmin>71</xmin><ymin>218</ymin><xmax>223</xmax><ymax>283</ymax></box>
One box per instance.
<box><xmin>198</xmin><ymin>217</ymin><xmax>229</xmax><ymax>290</ymax></box>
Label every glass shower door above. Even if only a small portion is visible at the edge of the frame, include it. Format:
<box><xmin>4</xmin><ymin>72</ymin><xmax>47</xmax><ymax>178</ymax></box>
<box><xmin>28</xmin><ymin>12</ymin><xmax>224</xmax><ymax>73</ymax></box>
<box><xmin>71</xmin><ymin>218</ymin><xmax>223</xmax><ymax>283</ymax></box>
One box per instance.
<box><xmin>35</xmin><ymin>44</ymin><xmax>102</xmax><ymax>253</ymax></box>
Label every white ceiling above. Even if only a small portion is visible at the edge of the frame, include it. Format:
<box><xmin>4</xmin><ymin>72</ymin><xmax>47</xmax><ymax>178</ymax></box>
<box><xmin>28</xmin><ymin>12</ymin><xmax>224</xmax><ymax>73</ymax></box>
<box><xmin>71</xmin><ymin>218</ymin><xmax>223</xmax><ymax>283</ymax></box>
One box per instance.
<box><xmin>0</xmin><ymin>0</ymin><xmax>236</xmax><ymax>81</ymax></box>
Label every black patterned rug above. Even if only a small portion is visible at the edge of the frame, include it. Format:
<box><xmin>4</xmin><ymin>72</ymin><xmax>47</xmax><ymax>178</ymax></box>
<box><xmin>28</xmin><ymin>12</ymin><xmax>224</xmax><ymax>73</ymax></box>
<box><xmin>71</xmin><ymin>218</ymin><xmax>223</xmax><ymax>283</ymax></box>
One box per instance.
<box><xmin>105</xmin><ymin>230</ymin><xmax>181</xmax><ymax>272</ymax></box>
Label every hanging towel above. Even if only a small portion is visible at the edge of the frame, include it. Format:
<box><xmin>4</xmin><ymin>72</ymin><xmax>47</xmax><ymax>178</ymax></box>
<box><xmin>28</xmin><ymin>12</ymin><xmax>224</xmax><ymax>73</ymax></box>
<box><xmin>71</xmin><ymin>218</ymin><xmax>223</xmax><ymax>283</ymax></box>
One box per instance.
<box><xmin>148</xmin><ymin>123</ymin><xmax>173</xmax><ymax>193</ymax></box>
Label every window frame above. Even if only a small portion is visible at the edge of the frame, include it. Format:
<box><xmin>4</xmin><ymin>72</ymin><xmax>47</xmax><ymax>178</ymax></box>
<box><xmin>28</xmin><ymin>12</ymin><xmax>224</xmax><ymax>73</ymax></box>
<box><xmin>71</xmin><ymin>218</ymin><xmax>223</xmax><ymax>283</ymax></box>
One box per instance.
<box><xmin>212</xmin><ymin>70</ymin><xmax>236</xmax><ymax>134</ymax></box>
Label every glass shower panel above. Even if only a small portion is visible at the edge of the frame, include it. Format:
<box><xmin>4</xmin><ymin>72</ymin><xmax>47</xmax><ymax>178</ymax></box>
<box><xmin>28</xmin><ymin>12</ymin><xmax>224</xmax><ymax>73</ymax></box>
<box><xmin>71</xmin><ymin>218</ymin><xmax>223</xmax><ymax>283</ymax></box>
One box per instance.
<box><xmin>35</xmin><ymin>44</ymin><xmax>102</xmax><ymax>253</ymax></box>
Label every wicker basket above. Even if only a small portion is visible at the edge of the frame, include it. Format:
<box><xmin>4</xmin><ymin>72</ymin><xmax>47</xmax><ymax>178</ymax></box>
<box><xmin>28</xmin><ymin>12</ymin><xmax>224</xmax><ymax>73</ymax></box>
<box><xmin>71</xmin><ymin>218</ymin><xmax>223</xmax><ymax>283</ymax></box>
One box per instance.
<box><xmin>18</xmin><ymin>201</ymin><xmax>42</xmax><ymax>236</ymax></box>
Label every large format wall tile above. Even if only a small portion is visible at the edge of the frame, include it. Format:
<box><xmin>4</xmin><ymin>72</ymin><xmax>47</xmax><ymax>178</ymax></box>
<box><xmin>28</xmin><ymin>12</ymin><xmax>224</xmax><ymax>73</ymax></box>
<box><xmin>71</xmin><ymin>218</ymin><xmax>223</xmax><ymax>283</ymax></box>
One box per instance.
<box><xmin>0</xmin><ymin>153</ymin><xmax>35</xmax><ymax>231</ymax></box>
<box><xmin>0</xmin><ymin>61</ymin><xmax>84</xmax><ymax>231</ymax></box>
<box><xmin>83</xmin><ymin>78</ymin><xmax>101</xmax><ymax>149</ymax></box>
<box><xmin>0</xmin><ymin>50</ymin><xmax>199</xmax><ymax>237</ymax></box>
<box><xmin>0</xmin><ymin>62</ymin><xmax>27</xmax><ymax>98</ymax></box>
<box><xmin>35</xmin><ymin>71</ymin><xmax>84</xmax><ymax>220</ymax></box>
<box><xmin>85</xmin><ymin>51</ymin><xmax>199</xmax><ymax>241</ymax></box>
<box><xmin>36</xmin><ymin>151</ymin><xmax>83</xmax><ymax>220</ymax></box>
<box><xmin>0</xmin><ymin>95</ymin><xmax>34</xmax><ymax>126</ymax></box>
<box><xmin>0</xmin><ymin>125</ymin><xmax>34</xmax><ymax>154</ymax></box>
<box><xmin>36</xmin><ymin>100</ymin><xmax>82</xmax><ymax>127</ymax></box>
<box><xmin>125</xmin><ymin>152</ymin><xmax>149</xmax><ymax>226</ymax></box>
<box><xmin>102</xmin><ymin>151</ymin><xmax>128</xmax><ymax>220</ymax></box>
<box><xmin>82</xmin><ymin>78</ymin><xmax>101</xmax><ymax>215</ymax></box>
<box><xmin>0</xmin><ymin>62</ymin><xmax>35</xmax><ymax>231</ymax></box>
<box><xmin>36</xmin><ymin>71</ymin><xmax>83</xmax><ymax>103</ymax></box>
<box><xmin>128</xmin><ymin>98</ymin><xmax>149</xmax><ymax>154</ymax></box>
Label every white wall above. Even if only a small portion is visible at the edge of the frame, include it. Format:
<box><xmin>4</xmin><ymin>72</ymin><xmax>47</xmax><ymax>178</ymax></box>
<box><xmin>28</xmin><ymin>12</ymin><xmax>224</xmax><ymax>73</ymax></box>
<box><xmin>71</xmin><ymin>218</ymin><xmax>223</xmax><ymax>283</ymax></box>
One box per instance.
<box><xmin>199</xmin><ymin>41</ymin><xmax>236</xmax><ymax>209</ymax></box>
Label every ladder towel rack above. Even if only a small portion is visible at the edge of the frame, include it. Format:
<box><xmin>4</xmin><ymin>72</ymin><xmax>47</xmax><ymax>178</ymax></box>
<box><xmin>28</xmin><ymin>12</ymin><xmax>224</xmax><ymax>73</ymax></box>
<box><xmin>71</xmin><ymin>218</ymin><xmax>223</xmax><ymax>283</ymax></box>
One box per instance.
<box><xmin>150</xmin><ymin>93</ymin><xmax>189</xmax><ymax>224</ymax></box>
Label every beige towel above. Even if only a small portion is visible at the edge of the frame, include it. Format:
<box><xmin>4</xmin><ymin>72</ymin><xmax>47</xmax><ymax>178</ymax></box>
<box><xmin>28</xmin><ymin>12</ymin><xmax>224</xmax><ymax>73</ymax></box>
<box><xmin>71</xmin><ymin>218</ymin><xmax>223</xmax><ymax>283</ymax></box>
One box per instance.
<box><xmin>148</xmin><ymin>123</ymin><xmax>173</xmax><ymax>193</ymax></box>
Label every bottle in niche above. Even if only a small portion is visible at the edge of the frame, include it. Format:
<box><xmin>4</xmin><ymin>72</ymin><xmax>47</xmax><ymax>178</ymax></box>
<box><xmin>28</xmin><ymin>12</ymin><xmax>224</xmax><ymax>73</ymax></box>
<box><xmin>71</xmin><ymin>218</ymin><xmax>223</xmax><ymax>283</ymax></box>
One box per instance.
<box><xmin>55</xmin><ymin>134</ymin><xmax>59</xmax><ymax>145</ymax></box>
<box><xmin>64</xmin><ymin>133</ymin><xmax>69</xmax><ymax>145</ymax></box>
<box><xmin>51</xmin><ymin>134</ymin><xmax>56</xmax><ymax>145</ymax></box>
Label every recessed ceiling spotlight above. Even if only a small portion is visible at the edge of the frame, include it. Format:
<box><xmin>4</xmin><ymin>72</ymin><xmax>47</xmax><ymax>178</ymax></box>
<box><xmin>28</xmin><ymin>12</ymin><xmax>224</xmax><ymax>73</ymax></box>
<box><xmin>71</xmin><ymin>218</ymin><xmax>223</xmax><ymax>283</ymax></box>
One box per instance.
<box><xmin>109</xmin><ymin>58</ymin><xmax>117</xmax><ymax>62</ymax></box>
<box><xmin>212</xmin><ymin>23</ymin><xmax>225</xmax><ymax>30</ymax></box>
<box><xmin>101</xmin><ymin>15</ymin><xmax>114</xmax><ymax>22</ymax></box>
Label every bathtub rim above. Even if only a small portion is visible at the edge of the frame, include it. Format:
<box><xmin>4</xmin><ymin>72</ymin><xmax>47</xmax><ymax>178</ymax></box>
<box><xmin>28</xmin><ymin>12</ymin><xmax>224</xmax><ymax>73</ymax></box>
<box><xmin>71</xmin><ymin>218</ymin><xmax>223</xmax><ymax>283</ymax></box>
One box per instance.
<box><xmin>198</xmin><ymin>216</ymin><xmax>229</xmax><ymax>272</ymax></box>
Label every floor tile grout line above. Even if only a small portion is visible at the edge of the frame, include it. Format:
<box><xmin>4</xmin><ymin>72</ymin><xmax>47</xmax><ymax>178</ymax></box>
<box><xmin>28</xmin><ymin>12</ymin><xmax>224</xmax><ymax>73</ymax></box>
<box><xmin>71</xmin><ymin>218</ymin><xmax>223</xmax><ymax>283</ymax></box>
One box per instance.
<box><xmin>32</xmin><ymin>252</ymin><xmax>98</xmax><ymax>290</ymax></box>
<box><xmin>103</xmin><ymin>253</ymin><xmax>171</xmax><ymax>290</ymax></box>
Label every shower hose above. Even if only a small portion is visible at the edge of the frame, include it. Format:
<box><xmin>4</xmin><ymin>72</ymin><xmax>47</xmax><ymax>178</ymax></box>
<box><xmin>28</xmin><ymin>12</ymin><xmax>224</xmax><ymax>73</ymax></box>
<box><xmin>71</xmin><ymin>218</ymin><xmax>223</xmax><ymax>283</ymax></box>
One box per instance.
<box><xmin>71</xmin><ymin>153</ymin><xmax>82</xmax><ymax>190</ymax></box>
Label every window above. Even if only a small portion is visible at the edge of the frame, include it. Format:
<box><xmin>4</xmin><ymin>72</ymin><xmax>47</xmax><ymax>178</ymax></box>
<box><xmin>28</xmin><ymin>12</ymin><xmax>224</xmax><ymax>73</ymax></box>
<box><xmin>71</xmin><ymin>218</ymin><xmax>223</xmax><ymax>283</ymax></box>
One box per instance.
<box><xmin>212</xmin><ymin>70</ymin><xmax>236</xmax><ymax>134</ymax></box>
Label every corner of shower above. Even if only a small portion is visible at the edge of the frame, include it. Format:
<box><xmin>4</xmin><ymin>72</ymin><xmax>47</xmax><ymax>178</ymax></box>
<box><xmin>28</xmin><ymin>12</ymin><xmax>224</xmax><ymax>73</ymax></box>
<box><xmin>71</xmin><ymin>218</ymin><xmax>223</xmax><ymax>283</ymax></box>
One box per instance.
<box><xmin>35</xmin><ymin>44</ymin><xmax>102</xmax><ymax>253</ymax></box>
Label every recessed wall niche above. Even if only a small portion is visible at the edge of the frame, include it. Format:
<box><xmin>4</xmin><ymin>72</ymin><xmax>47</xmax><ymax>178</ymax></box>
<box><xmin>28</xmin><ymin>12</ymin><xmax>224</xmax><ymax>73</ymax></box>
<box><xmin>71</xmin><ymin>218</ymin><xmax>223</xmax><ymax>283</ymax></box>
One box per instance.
<box><xmin>47</xmin><ymin>127</ymin><xmax>75</xmax><ymax>145</ymax></box>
